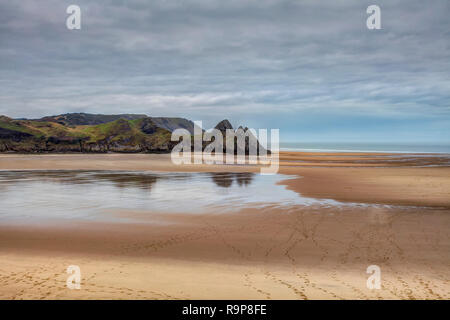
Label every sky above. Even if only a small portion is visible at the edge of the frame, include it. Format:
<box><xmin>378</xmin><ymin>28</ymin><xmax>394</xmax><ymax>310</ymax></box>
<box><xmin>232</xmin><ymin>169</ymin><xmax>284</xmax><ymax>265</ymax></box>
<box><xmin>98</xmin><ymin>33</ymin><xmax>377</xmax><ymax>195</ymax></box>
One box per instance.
<box><xmin>0</xmin><ymin>0</ymin><xmax>449</xmax><ymax>143</ymax></box>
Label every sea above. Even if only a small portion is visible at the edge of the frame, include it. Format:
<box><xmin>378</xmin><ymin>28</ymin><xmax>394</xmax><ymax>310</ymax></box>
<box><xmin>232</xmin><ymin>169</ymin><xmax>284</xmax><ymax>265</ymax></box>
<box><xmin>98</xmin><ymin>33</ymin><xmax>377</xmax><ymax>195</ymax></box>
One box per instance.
<box><xmin>279</xmin><ymin>142</ymin><xmax>450</xmax><ymax>154</ymax></box>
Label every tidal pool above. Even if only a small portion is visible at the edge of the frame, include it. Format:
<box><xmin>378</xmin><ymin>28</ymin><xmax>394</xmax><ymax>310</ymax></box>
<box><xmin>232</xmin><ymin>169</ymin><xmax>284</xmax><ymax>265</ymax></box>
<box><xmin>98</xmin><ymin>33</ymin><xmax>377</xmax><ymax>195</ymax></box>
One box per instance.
<box><xmin>0</xmin><ymin>170</ymin><xmax>343</xmax><ymax>223</ymax></box>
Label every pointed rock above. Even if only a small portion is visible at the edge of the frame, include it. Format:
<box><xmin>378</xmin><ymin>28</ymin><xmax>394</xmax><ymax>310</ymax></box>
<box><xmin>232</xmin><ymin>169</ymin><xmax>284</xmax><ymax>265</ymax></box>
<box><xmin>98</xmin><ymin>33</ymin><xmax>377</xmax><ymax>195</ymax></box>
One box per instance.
<box><xmin>215</xmin><ymin>119</ymin><xmax>233</xmax><ymax>131</ymax></box>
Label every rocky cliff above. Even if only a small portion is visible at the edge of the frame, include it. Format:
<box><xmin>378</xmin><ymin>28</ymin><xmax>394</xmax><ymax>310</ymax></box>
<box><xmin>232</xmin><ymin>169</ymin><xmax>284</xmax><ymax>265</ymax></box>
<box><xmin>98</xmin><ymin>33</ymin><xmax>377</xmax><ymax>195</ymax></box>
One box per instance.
<box><xmin>0</xmin><ymin>115</ymin><xmax>175</xmax><ymax>153</ymax></box>
<box><xmin>0</xmin><ymin>113</ymin><xmax>269</xmax><ymax>154</ymax></box>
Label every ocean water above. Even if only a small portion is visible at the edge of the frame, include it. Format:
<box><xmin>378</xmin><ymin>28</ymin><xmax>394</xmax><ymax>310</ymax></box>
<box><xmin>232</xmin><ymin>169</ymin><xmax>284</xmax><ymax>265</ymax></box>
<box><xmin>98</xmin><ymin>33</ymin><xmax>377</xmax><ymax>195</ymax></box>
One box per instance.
<box><xmin>280</xmin><ymin>142</ymin><xmax>450</xmax><ymax>153</ymax></box>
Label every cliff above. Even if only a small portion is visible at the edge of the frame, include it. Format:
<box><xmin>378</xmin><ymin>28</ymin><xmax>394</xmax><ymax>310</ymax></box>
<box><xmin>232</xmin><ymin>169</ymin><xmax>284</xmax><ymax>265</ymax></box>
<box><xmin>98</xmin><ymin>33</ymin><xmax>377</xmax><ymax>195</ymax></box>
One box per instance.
<box><xmin>0</xmin><ymin>113</ymin><xmax>269</xmax><ymax>154</ymax></box>
<box><xmin>0</xmin><ymin>116</ymin><xmax>174</xmax><ymax>153</ymax></box>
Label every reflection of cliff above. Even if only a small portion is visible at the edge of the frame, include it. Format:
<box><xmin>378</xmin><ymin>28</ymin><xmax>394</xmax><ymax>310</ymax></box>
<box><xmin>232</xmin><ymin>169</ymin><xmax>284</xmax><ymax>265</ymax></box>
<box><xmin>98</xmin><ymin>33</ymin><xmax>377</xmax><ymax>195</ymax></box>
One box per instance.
<box><xmin>210</xmin><ymin>173</ymin><xmax>233</xmax><ymax>188</ymax></box>
<box><xmin>89</xmin><ymin>173</ymin><xmax>158</xmax><ymax>190</ymax></box>
<box><xmin>235</xmin><ymin>173</ymin><xmax>253</xmax><ymax>187</ymax></box>
<box><xmin>210</xmin><ymin>172</ymin><xmax>254</xmax><ymax>188</ymax></box>
<box><xmin>0</xmin><ymin>171</ymin><xmax>253</xmax><ymax>195</ymax></box>
<box><xmin>0</xmin><ymin>171</ymin><xmax>159</xmax><ymax>191</ymax></box>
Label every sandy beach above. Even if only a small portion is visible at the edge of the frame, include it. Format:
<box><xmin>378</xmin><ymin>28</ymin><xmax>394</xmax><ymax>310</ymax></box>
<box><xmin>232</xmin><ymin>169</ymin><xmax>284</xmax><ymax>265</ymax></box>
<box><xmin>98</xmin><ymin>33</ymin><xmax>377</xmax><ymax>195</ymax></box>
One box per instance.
<box><xmin>0</xmin><ymin>152</ymin><xmax>449</xmax><ymax>299</ymax></box>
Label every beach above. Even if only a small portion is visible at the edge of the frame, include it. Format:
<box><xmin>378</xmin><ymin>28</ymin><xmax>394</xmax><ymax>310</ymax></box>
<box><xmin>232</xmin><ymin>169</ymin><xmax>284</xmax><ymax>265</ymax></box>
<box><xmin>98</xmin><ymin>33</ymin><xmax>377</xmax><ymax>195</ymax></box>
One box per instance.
<box><xmin>0</xmin><ymin>152</ymin><xmax>449</xmax><ymax>299</ymax></box>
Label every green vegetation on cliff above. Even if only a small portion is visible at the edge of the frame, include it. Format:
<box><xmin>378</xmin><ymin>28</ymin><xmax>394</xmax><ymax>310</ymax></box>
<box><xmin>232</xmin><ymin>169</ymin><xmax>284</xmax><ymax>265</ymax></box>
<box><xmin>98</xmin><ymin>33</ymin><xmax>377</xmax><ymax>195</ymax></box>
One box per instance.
<box><xmin>0</xmin><ymin>115</ymin><xmax>175</xmax><ymax>153</ymax></box>
<box><xmin>0</xmin><ymin>113</ymin><xmax>267</xmax><ymax>154</ymax></box>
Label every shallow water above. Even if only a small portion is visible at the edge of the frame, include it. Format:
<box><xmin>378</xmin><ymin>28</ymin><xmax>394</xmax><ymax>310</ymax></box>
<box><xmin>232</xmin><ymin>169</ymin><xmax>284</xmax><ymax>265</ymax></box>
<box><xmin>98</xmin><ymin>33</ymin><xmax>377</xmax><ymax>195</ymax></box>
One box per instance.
<box><xmin>0</xmin><ymin>170</ymin><xmax>343</xmax><ymax>223</ymax></box>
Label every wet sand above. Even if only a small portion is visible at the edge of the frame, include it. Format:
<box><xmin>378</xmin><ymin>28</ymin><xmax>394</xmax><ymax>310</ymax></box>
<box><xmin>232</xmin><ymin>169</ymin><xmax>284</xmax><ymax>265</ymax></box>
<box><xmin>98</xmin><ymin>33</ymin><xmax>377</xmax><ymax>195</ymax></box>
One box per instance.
<box><xmin>280</xmin><ymin>166</ymin><xmax>450</xmax><ymax>208</ymax></box>
<box><xmin>0</xmin><ymin>152</ymin><xmax>449</xmax><ymax>299</ymax></box>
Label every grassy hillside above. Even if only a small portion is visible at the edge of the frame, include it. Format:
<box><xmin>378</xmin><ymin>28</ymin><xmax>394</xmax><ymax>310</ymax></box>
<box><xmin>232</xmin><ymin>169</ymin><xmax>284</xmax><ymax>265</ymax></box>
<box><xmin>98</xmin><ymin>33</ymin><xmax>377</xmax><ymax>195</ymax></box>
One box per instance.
<box><xmin>33</xmin><ymin>113</ymin><xmax>196</xmax><ymax>134</ymax></box>
<box><xmin>36</xmin><ymin>113</ymin><xmax>147</xmax><ymax>126</ymax></box>
<box><xmin>0</xmin><ymin>116</ymin><xmax>174</xmax><ymax>153</ymax></box>
<box><xmin>0</xmin><ymin>113</ymin><xmax>266</xmax><ymax>154</ymax></box>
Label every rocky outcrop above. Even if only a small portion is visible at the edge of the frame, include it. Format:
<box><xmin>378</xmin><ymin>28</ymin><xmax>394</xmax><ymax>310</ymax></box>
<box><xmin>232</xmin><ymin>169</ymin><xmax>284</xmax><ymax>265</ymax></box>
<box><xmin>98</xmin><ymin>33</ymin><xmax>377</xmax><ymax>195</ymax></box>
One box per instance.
<box><xmin>210</xmin><ymin>120</ymin><xmax>270</xmax><ymax>155</ymax></box>
<box><xmin>215</xmin><ymin>119</ymin><xmax>233</xmax><ymax>131</ymax></box>
<box><xmin>0</xmin><ymin>127</ymin><xmax>33</xmax><ymax>140</ymax></box>
<box><xmin>0</xmin><ymin>115</ymin><xmax>176</xmax><ymax>153</ymax></box>
<box><xmin>140</xmin><ymin>118</ymin><xmax>158</xmax><ymax>134</ymax></box>
<box><xmin>0</xmin><ymin>114</ymin><xmax>267</xmax><ymax>154</ymax></box>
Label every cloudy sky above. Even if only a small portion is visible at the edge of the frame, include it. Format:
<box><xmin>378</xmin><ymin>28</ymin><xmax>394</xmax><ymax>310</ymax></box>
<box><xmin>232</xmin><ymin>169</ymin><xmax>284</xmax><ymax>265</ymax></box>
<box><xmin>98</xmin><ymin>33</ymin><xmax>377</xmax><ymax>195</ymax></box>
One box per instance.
<box><xmin>0</xmin><ymin>0</ymin><xmax>449</xmax><ymax>143</ymax></box>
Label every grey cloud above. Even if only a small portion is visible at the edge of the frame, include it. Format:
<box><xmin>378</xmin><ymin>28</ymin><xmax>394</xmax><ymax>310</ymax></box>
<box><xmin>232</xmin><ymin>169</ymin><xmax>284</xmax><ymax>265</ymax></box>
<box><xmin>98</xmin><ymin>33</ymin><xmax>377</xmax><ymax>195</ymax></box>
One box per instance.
<box><xmin>0</xmin><ymin>0</ymin><xmax>449</xmax><ymax>138</ymax></box>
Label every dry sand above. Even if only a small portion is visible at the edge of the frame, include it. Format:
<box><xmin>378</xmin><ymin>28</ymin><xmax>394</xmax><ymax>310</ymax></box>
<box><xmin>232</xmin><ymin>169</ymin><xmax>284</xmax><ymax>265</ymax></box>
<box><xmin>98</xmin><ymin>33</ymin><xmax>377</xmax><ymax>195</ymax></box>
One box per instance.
<box><xmin>0</xmin><ymin>152</ymin><xmax>449</xmax><ymax>299</ymax></box>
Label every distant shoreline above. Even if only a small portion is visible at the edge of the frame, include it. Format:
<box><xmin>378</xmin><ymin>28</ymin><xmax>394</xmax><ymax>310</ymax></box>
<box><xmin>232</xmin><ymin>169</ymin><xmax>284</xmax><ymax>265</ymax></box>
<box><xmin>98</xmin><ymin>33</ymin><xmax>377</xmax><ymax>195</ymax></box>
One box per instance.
<box><xmin>1</xmin><ymin>149</ymin><xmax>449</xmax><ymax>155</ymax></box>
<box><xmin>280</xmin><ymin>147</ymin><xmax>450</xmax><ymax>154</ymax></box>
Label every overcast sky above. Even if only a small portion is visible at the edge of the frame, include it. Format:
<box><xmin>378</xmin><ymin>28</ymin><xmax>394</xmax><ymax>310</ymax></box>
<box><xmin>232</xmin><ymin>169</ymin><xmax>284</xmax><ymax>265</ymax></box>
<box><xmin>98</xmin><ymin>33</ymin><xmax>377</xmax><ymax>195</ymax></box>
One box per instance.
<box><xmin>0</xmin><ymin>0</ymin><xmax>449</xmax><ymax>143</ymax></box>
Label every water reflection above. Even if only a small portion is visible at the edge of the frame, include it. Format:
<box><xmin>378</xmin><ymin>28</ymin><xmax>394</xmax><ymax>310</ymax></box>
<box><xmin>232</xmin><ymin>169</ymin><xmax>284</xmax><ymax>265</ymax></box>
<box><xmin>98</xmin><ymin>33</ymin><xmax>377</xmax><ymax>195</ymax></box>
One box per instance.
<box><xmin>0</xmin><ymin>171</ymin><xmax>161</xmax><ymax>191</ymax></box>
<box><xmin>210</xmin><ymin>172</ymin><xmax>253</xmax><ymax>188</ymax></box>
<box><xmin>90</xmin><ymin>173</ymin><xmax>159</xmax><ymax>191</ymax></box>
<box><xmin>0</xmin><ymin>171</ymin><xmax>255</xmax><ymax>190</ymax></box>
<box><xmin>0</xmin><ymin>170</ymin><xmax>341</xmax><ymax>222</ymax></box>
